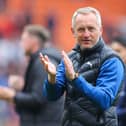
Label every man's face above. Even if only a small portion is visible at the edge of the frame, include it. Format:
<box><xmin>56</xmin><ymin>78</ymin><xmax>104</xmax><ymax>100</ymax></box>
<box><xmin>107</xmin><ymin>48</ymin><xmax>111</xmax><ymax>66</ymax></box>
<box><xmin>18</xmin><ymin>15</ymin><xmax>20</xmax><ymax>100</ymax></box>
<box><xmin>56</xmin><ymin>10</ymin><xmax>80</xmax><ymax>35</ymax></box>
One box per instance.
<box><xmin>111</xmin><ymin>42</ymin><xmax>126</xmax><ymax>63</ymax></box>
<box><xmin>72</xmin><ymin>13</ymin><xmax>102</xmax><ymax>50</ymax></box>
<box><xmin>20</xmin><ymin>32</ymin><xmax>38</xmax><ymax>56</ymax></box>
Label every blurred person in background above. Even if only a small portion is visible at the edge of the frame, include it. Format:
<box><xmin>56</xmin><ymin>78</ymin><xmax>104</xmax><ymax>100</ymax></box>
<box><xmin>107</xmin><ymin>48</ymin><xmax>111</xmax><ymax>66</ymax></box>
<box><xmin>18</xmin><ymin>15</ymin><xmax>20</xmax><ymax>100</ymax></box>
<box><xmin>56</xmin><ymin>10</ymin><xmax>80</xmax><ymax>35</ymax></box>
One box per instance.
<box><xmin>40</xmin><ymin>7</ymin><xmax>125</xmax><ymax>126</ymax></box>
<box><xmin>111</xmin><ymin>36</ymin><xmax>126</xmax><ymax>126</ymax></box>
<box><xmin>0</xmin><ymin>39</ymin><xmax>24</xmax><ymax>126</ymax></box>
<box><xmin>111</xmin><ymin>36</ymin><xmax>126</xmax><ymax>64</ymax></box>
<box><xmin>0</xmin><ymin>25</ymin><xmax>64</xmax><ymax>126</ymax></box>
<box><xmin>0</xmin><ymin>65</ymin><xmax>10</xmax><ymax>126</ymax></box>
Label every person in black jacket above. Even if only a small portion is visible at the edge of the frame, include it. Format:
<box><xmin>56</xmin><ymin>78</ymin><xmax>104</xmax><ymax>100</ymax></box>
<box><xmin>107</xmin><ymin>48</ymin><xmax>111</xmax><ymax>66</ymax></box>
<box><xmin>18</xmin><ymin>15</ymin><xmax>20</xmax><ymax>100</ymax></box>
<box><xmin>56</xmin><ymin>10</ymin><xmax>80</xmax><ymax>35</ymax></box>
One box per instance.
<box><xmin>40</xmin><ymin>7</ymin><xmax>125</xmax><ymax>126</ymax></box>
<box><xmin>0</xmin><ymin>25</ymin><xmax>64</xmax><ymax>126</ymax></box>
<box><xmin>111</xmin><ymin>36</ymin><xmax>126</xmax><ymax>126</ymax></box>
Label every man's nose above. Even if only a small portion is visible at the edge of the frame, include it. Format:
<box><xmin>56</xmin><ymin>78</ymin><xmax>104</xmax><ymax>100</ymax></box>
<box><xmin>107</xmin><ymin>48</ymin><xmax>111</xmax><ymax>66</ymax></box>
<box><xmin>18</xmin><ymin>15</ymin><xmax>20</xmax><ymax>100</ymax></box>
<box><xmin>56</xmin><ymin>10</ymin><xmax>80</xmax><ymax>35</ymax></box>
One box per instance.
<box><xmin>83</xmin><ymin>29</ymin><xmax>90</xmax><ymax>37</ymax></box>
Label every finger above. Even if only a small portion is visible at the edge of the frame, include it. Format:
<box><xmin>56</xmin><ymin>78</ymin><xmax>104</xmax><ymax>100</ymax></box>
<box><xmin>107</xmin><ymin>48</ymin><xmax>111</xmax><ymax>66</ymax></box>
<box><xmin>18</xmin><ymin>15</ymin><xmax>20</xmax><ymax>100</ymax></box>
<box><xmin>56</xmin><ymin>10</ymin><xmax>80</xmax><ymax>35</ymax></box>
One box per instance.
<box><xmin>39</xmin><ymin>52</ymin><xmax>43</xmax><ymax>58</ymax></box>
<box><xmin>39</xmin><ymin>53</ymin><xmax>44</xmax><ymax>62</ymax></box>
<box><xmin>62</xmin><ymin>50</ymin><xmax>72</xmax><ymax>66</ymax></box>
<box><xmin>62</xmin><ymin>51</ymin><xmax>67</xmax><ymax>66</ymax></box>
<box><xmin>39</xmin><ymin>53</ymin><xmax>48</xmax><ymax>69</ymax></box>
<box><xmin>62</xmin><ymin>51</ymin><xmax>72</xmax><ymax>63</ymax></box>
<box><xmin>44</xmin><ymin>55</ymin><xmax>50</xmax><ymax>62</ymax></box>
<box><xmin>62</xmin><ymin>50</ymin><xmax>67</xmax><ymax>59</ymax></box>
<box><xmin>39</xmin><ymin>53</ymin><xmax>47</xmax><ymax>63</ymax></box>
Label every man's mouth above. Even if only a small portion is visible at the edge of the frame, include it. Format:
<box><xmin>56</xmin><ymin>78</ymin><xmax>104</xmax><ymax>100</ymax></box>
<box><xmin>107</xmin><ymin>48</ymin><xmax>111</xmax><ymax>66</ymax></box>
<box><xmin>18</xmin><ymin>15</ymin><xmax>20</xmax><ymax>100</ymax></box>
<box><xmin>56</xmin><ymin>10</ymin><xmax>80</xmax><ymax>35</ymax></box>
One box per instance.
<box><xmin>82</xmin><ymin>39</ymin><xmax>90</xmax><ymax>41</ymax></box>
<box><xmin>81</xmin><ymin>40</ymin><xmax>91</xmax><ymax>43</ymax></box>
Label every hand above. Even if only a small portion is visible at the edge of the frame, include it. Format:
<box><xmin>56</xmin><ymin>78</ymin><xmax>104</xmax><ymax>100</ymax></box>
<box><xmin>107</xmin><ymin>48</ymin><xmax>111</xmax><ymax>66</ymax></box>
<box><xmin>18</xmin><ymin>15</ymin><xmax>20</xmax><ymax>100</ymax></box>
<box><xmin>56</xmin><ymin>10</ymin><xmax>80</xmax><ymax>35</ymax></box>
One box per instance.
<box><xmin>62</xmin><ymin>50</ymin><xmax>76</xmax><ymax>80</ymax></box>
<box><xmin>8</xmin><ymin>75</ymin><xmax>24</xmax><ymax>91</ymax></box>
<box><xmin>39</xmin><ymin>53</ymin><xmax>56</xmax><ymax>83</ymax></box>
<box><xmin>0</xmin><ymin>86</ymin><xmax>16</xmax><ymax>103</ymax></box>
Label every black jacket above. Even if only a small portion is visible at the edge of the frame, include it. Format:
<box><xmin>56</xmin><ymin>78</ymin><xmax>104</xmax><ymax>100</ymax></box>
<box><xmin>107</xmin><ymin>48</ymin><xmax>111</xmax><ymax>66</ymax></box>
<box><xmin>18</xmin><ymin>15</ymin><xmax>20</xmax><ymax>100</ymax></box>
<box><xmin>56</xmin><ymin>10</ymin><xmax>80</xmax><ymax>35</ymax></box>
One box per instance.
<box><xmin>62</xmin><ymin>38</ymin><xmax>124</xmax><ymax>126</ymax></box>
<box><xmin>14</xmin><ymin>47</ymin><xmax>64</xmax><ymax>126</ymax></box>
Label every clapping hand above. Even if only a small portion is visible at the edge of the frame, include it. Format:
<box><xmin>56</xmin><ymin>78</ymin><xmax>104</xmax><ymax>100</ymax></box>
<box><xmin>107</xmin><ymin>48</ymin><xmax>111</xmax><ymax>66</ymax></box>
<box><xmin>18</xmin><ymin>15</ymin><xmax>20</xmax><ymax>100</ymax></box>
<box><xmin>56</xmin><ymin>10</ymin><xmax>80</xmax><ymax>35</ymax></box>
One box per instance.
<box><xmin>39</xmin><ymin>53</ymin><xmax>56</xmax><ymax>83</ymax></box>
<box><xmin>39</xmin><ymin>51</ymin><xmax>76</xmax><ymax>83</ymax></box>
<box><xmin>62</xmin><ymin>51</ymin><xmax>76</xmax><ymax>80</ymax></box>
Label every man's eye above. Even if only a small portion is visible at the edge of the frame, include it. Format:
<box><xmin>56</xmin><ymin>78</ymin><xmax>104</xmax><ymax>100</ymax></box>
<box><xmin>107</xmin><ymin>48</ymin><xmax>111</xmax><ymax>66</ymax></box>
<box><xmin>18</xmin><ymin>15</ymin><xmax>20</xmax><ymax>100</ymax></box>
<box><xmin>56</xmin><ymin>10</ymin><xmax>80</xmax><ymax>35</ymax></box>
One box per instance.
<box><xmin>78</xmin><ymin>28</ymin><xmax>84</xmax><ymax>32</ymax></box>
<box><xmin>88</xmin><ymin>27</ymin><xmax>95</xmax><ymax>31</ymax></box>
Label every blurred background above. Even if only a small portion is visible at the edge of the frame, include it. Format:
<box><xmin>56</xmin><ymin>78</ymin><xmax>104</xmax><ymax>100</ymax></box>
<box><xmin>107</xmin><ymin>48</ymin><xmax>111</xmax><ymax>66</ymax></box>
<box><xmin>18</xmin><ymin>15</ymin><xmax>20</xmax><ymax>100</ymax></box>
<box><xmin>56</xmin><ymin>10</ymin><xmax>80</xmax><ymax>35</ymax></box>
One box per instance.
<box><xmin>0</xmin><ymin>0</ymin><xmax>126</xmax><ymax>126</ymax></box>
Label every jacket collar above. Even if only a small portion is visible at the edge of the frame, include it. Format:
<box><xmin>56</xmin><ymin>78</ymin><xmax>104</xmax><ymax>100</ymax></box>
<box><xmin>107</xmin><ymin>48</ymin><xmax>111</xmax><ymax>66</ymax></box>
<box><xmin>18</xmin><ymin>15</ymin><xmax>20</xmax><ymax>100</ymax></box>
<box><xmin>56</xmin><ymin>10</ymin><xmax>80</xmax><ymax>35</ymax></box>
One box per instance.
<box><xmin>73</xmin><ymin>37</ymin><xmax>105</xmax><ymax>57</ymax></box>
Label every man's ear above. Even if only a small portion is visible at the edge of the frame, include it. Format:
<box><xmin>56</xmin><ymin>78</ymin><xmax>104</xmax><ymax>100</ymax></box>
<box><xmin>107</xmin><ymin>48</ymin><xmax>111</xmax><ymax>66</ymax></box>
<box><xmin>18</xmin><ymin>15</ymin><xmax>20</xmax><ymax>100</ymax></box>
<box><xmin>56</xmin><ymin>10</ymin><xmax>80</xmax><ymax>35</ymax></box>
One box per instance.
<box><xmin>71</xmin><ymin>27</ymin><xmax>76</xmax><ymax>37</ymax></box>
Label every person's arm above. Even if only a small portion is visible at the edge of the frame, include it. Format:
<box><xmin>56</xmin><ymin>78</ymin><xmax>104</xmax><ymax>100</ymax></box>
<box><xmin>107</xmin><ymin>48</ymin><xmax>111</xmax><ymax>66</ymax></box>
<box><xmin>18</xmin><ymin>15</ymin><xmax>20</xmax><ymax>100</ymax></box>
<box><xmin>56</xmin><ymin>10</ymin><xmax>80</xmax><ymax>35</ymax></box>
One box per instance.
<box><xmin>117</xmin><ymin>83</ymin><xmax>126</xmax><ymax>117</ymax></box>
<box><xmin>72</xmin><ymin>57</ymin><xmax>124</xmax><ymax>110</ymax></box>
<box><xmin>43</xmin><ymin>60</ymin><xmax>66</xmax><ymax>100</ymax></box>
<box><xmin>14</xmin><ymin>59</ymin><xmax>47</xmax><ymax>110</ymax></box>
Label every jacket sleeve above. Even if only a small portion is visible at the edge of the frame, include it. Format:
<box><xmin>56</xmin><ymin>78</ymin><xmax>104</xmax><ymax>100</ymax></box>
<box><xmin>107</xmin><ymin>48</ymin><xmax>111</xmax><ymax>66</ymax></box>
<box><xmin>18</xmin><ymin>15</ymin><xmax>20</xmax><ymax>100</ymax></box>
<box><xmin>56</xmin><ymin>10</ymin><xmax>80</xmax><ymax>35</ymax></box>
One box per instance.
<box><xmin>14</xmin><ymin>59</ymin><xmax>47</xmax><ymax>110</ymax></box>
<box><xmin>72</xmin><ymin>57</ymin><xmax>124</xmax><ymax>110</ymax></box>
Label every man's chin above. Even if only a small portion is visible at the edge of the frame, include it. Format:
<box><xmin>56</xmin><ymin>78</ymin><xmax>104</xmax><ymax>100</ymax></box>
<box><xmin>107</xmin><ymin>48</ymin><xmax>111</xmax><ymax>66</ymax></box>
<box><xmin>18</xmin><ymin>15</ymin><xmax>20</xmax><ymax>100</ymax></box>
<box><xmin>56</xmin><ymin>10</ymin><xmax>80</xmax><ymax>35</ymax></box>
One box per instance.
<box><xmin>80</xmin><ymin>45</ymin><xmax>92</xmax><ymax>50</ymax></box>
